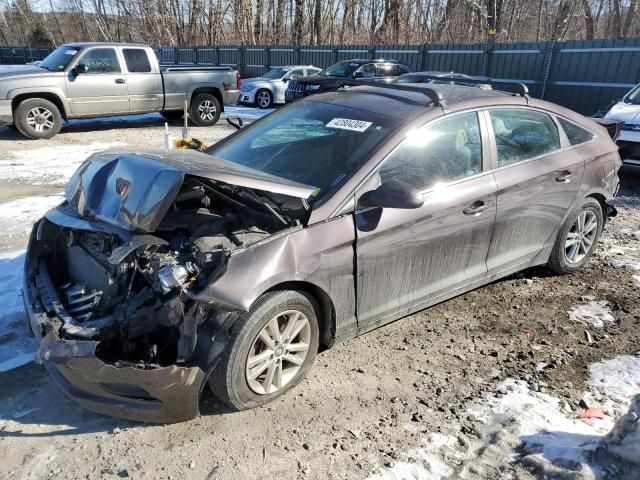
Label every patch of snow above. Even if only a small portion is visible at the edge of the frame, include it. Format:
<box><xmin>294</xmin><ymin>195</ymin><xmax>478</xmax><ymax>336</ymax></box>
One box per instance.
<box><xmin>21</xmin><ymin>446</ymin><xmax>56</xmax><ymax>480</ymax></box>
<box><xmin>370</xmin><ymin>355</ymin><xmax>640</xmax><ymax>479</ymax></box>
<box><xmin>0</xmin><ymin>142</ymin><xmax>123</xmax><ymax>186</ymax></box>
<box><xmin>224</xmin><ymin>104</ymin><xmax>275</xmax><ymax>120</ymax></box>
<box><xmin>0</xmin><ymin>193</ymin><xmax>64</xmax><ymax>239</ymax></box>
<box><xmin>568</xmin><ymin>300</ymin><xmax>615</xmax><ymax>328</ymax></box>
<box><xmin>0</xmin><ymin>250</ymin><xmax>36</xmax><ymax>372</ymax></box>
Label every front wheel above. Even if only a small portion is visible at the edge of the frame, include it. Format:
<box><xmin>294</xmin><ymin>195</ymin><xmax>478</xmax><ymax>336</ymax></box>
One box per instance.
<box><xmin>14</xmin><ymin>98</ymin><xmax>62</xmax><ymax>139</ymax></box>
<box><xmin>547</xmin><ymin>197</ymin><xmax>603</xmax><ymax>274</ymax></box>
<box><xmin>189</xmin><ymin>93</ymin><xmax>221</xmax><ymax>126</ymax></box>
<box><xmin>208</xmin><ymin>290</ymin><xmax>319</xmax><ymax>410</ymax></box>
<box><xmin>255</xmin><ymin>89</ymin><xmax>273</xmax><ymax>109</ymax></box>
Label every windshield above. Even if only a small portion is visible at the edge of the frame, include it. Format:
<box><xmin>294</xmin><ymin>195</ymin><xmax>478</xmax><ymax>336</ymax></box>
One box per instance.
<box><xmin>262</xmin><ymin>67</ymin><xmax>290</xmax><ymax>79</ymax></box>
<box><xmin>206</xmin><ymin>100</ymin><xmax>399</xmax><ymax>202</ymax></box>
<box><xmin>320</xmin><ymin>61</ymin><xmax>361</xmax><ymax>78</ymax></box>
<box><xmin>624</xmin><ymin>84</ymin><xmax>640</xmax><ymax>105</ymax></box>
<box><xmin>39</xmin><ymin>46</ymin><xmax>80</xmax><ymax>72</ymax></box>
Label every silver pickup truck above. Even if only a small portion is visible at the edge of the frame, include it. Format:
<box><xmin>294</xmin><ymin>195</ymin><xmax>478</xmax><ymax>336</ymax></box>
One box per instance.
<box><xmin>0</xmin><ymin>42</ymin><xmax>240</xmax><ymax>139</ymax></box>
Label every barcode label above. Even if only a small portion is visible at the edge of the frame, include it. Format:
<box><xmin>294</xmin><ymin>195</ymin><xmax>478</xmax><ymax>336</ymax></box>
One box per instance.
<box><xmin>326</xmin><ymin>118</ymin><xmax>372</xmax><ymax>132</ymax></box>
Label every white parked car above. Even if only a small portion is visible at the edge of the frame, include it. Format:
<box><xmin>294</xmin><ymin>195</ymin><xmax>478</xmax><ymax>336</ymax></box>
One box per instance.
<box><xmin>239</xmin><ymin>65</ymin><xmax>321</xmax><ymax>108</ymax></box>
<box><xmin>604</xmin><ymin>84</ymin><xmax>640</xmax><ymax>166</ymax></box>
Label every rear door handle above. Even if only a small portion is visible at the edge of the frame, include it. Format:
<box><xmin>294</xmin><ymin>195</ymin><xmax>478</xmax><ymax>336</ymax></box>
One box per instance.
<box><xmin>115</xmin><ymin>78</ymin><xmax>126</xmax><ymax>84</ymax></box>
<box><xmin>463</xmin><ymin>200</ymin><xmax>492</xmax><ymax>215</ymax></box>
<box><xmin>556</xmin><ymin>170</ymin><xmax>574</xmax><ymax>182</ymax></box>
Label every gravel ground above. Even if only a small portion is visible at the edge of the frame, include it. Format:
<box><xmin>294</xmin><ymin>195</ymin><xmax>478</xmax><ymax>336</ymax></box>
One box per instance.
<box><xmin>0</xmin><ymin>114</ymin><xmax>638</xmax><ymax>480</ymax></box>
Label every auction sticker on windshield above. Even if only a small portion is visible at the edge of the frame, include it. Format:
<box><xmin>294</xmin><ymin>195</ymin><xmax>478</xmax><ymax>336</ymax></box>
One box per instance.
<box><xmin>326</xmin><ymin>118</ymin><xmax>372</xmax><ymax>132</ymax></box>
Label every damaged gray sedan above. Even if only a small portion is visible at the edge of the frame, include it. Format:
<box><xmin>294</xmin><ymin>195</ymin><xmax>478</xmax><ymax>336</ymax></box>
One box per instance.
<box><xmin>24</xmin><ymin>82</ymin><xmax>621</xmax><ymax>423</ymax></box>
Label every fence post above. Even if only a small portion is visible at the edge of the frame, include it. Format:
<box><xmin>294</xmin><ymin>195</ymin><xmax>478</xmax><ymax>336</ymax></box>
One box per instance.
<box><xmin>482</xmin><ymin>37</ymin><xmax>494</xmax><ymax>77</ymax></box>
<box><xmin>540</xmin><ymin>41</ymin><xmax>557</xmax><ymax>100</ymax></box>
<box><xmin>368</xmin><ymin>45</ymin><xmax>376</xmax><ymax>60</ymax></box>
<box><xmin>174</xmin><ymin>46</ymin><xmax>179</xmax><ymax>64</ymax></box>
<box><xmin>419</xmin><ymin>44</ymin><xmax>427</xmax><ymax>70</ymax></box>
<box><xmin>213</xmin><ymin>46</ymin><xmax>218</xmax><ymax>66</ymax></box>
<box><xmin>193</xmin><ymin>46</ymin><xmax>198</xmax><ymax>65</ymax></box>
<box><xmin>332</xmin><ymin>46</ymin><xmax>339</xmax><ymax>64</ymax></box>
<box><xmin>266</xmin><ymin>46</ymin><xmax>271</xmax><ymax>70</ymax></box>
<box><xmin>239</xmin><ymin>46</ymin><xmax>246</xmax><ymax>76</ymax></box>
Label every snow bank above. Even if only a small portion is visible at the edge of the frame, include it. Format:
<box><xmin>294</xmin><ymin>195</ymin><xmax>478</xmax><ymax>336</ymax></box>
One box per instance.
<box><xmin>0</xmin><ymin>193</ymin><xmax>64</xmax><ymax>240</ymax></box>
<box><xmin>0</xmin><ymin>142</ymin><xmax>123</xmax><ymax>186</ymax></box>
<box><xmin>370</xmin><ymin>355</ymin><xmax>640</xmax><ymax>479</ymax></box>
<box><xmin>0</xmin><ymin>250</ymin><xmax>36</xmax><ymax>372</ymax></box>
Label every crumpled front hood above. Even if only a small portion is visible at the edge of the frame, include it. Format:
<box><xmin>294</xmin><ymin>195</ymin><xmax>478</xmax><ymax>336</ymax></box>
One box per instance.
<box><xmin>64</xmin><ymin>149</ymin><xmax>315</xmax><ymax>232</ymax></box>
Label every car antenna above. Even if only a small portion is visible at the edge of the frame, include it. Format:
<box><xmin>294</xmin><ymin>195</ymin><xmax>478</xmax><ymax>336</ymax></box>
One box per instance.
<box><xmin>336</xmin><ymin>79</ymin><xmax>448</xmax><ymax>112</ymax></box>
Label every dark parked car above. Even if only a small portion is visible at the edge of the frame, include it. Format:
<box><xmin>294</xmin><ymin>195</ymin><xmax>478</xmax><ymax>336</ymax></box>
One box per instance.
<box><xmin>285</xmin><ymin>59</ymin><xmax>410</xmax><ymax>102</ymax></box>
<box><xmin>392</xmin><ymin>71</ymin><xmax>491</xmax><ymax>88</ymax></box>
<box><xmin>24</xmin><ymin>83</ymin><xmax>621</xmax><ymax>423</ymax></box>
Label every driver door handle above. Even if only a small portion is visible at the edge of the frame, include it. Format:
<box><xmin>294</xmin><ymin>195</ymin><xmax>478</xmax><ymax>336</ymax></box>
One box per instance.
<box><xmin>115</xmin><ymin>78</ymin><xmax>126</xmax><ymax>84</ymax></box>
<box><xmin>463</xmin><ymin>200</ymin><xmax>492</xmax><ymax>215</ymax></box>
<box><xmin>556</xmin><ymin>170</ymin><xmax>574</xmax><ymax>182</ymax></box>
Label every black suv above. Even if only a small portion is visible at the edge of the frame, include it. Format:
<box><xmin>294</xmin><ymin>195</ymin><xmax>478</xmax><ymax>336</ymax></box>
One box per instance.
<box><xmin>285</xmin><ymin>59</ymin><xmax>411</xmax><ymax>102</ymax></box>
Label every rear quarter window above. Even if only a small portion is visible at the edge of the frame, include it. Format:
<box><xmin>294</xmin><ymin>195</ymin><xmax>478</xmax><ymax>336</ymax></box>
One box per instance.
<box><xmin>558</xmin><ymin>117</ymin><xmax>595</xmax><ymax>146</ymax></box>
<box><xmin>123</xmin><ymin>48</ymin><xmax>152</xmax><ymax>73</ymax></box>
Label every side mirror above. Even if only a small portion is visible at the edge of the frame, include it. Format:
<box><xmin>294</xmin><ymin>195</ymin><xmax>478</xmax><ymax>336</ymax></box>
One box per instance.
<box><xmin>353</xmin><ymin>71</ymin><xmax>363</xmax><ymax>79</ymax></box>
<box><xmin>73</xmin><ymin>63</ymin><xmax>89</xmax><ymax>75</ymax></box>
<box><xmin>226</xmin><ymin>116</ymin><xmax>244</xmax><ymax>130</ymax></box>
<box><xmin>282</xmin><ymin>77</ymin><xmax>289</xmax><ymax>82</ymax></box>
<box><xmin>358</xmin><ymin>179</ymin><xmax>424</xmax><ymax>210</ymax></box>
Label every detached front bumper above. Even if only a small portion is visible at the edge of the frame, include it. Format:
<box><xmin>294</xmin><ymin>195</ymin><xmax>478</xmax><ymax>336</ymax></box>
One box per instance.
<box><xmin>23</xmin><ymin>248</ymin><xmax>206</xmax><ymax>424</ymax></box>
<box><xmin>0</xmin><ymin>99</ymin><xmax>13</xmax><ymax>125</ymax></box>
<box><xmin>37</xmin><ymin>331</ymin><xmax>205</xmax><ymax>423</ymax></box>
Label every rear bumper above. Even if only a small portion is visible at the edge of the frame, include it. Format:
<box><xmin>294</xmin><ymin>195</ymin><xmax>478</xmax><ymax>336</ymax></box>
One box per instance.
<box><xmin>0</xmin><ymin>99</ymin><xmax>13</xmax><ymax>125</ymax></box>
<box><xmin>222</xmin><ymin>89</ymin><xmax>240</xmax><ymax>105</ymax></box>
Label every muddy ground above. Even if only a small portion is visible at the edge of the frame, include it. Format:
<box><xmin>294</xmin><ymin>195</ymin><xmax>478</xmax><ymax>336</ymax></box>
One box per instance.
<box><xmin>0</xmin><ymin>116</ymin><xmax>638</xmax><ymax>480</ymax></box>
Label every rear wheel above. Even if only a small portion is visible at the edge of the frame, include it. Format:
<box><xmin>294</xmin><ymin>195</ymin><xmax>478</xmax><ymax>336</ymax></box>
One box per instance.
<box><xmin>255</xmin><ymin>89</ymin><xmax>273</xmax><ymax>109</ymax></box>
<box><xmin>14</xmin><ymin>98</ymin><xmax>62</xmax><ymax>139</ymax></box>
<box><xmin>189</xmin><ymin>93</ymin><xmax>221</xmax><ymax>127</ymax></box>
<box><xmin>547</xmin><ymin>197</ymin><xmax>603</xmax><ymax>274</ymax></box>
<box><xmin>160</xmin><ymin>110</ymin><xmax>184</xmax><ymax>122</ymax></box>
<box><xmin>208</xmin><ymin>290</ymin><xmax>319</xmax><ymax>410</ymax></box>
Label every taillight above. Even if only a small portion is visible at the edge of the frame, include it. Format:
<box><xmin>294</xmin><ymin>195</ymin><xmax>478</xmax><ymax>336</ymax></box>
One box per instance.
<box><xmin>237</xmin><ymin>72</ymin><xmax>242</xmax><ymax>89</ymax></box>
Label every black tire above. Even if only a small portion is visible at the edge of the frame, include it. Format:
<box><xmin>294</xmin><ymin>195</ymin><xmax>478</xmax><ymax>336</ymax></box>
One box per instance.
<box><xmin>160</xmin><ymin>110</ymin><xmax>184</xmax><ymax>122</ymax></box>
<box><xmin>189</xmin><ymin>93</ymin><xmax>221</xmax><ymax>127</ymax></box>
<box><xmin>255</xmin><ymin>89</ymin><xmax>273</xmax><ymax>109</ymax></box>
<box><xmin>208</xmin><ymin>290</ymin><xmax>320</xmax><ymax>411</ymax></box>
<box><xmin>14</xmin><ymin>98</ymin><xmax>62</xmax><ymax>139</ymax></box>
<box><xmin>547</xmin><ymin>197</ymin><xmax>603</xmax><ymax>274</ymax></box>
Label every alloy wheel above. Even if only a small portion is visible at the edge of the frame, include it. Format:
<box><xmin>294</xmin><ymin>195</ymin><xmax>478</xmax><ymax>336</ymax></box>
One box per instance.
<box><xmin>26</xmin><ymin>107</ymin><xmax>54</xmax><ymax>133</ymax></box>
<box><xmin>198</xmin><ymin>100</ymin><xmax>217</xmax><ymax>121</ymax></box>
<box><xmin>564</xmin><ymin>210</ymin><xmax>598</xmax><ymax>264</ymax></box>
<box><xmin>245</xmin><ymin>310</ymin><xmax>311</xmax><ymax>395</ymax></box>
<box><xmin>256</xmin><ymin>91</ymin><xmax>271</xmax><ymax>108</ymax></box>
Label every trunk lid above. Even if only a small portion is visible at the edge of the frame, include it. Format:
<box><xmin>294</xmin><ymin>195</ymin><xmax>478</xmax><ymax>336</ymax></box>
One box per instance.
<box><xmin>65</xmin><ymin>149</ymin><xmax>315</xmax><ymax>232</ymax></box>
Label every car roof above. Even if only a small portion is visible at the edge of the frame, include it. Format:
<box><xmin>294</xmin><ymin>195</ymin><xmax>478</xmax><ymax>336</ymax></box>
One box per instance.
<box><xmin>308</xmin><ymin>83</ymin><xmax>517</xmax><ymax>120</ymax></box>
<box><xmin>62</xmin><ymin>42</ymin><xmax>147</xmax><ymax>48</ymax></box>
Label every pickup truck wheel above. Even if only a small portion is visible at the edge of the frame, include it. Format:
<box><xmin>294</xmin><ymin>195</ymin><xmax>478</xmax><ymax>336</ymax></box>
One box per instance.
<box><xmin>208</xmin><ymin>290</ymin><xmax>320</xmax><ymax>411</ymax></box>
<box><xmin>255</xmin><ymin>89</ymin><xmax>273</xmax><ymax>109</ymax></box>
<box><xmin>189</xmin><ymin>93</ymin><xmax>221</xmax><ymax>127</ymax></box>
<box><xmin>160</xmin><ymin>110</ymin><xmax>184</xmax><ymax>122</ymax></box>
<box><xmin>15</xmin><ymin>98</ymin><xmax>62</xmax><ymax>139</ymax></box>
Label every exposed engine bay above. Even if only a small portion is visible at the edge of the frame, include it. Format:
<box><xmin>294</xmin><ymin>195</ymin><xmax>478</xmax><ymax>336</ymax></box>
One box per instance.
<box><xmin>29</xmin><ymin>175</ymin><xmax>305</xmax><ymax>367</ymax></box>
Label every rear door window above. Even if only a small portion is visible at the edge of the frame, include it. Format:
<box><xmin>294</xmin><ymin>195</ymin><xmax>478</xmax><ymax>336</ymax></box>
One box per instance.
<box><xmin>123</xmin><ymin>48</ymin><xmax>152</xmax><ymax>73</ymax></box>
<box><xmin>558</xmin><ymin>118</ymin><xmax>595</xmax><ymax>145</ymax></box>
<box><xmin>488</xmin><ymin>108</ymin><xmax>560</xmax><ymax>167</ymax></box>
<box><xmin>356</xmin><ymin>64</ymin><xmax>376</xmax><ymax>78</ymax></box>
<box><xmin>77</xmin><ymin>48</ymin><xmax>121</xmax><ymax>74</ymax></box>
